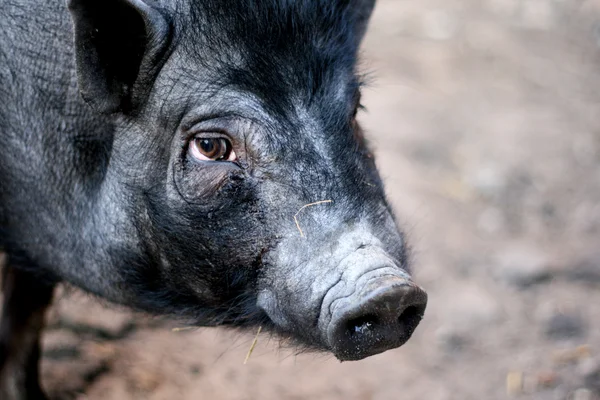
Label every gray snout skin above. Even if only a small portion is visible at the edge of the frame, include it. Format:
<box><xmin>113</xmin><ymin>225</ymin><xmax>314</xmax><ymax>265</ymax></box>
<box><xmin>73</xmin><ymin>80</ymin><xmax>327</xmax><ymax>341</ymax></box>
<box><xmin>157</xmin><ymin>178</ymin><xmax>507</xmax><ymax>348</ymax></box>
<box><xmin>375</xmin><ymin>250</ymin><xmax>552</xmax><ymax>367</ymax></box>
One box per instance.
<box><xmin>258</xmin><ymin>234</ymin><xmax>427</xmax><ymax>361</ymax></box>
<box><xmin>326</xmin><ymin>274</ymin><xmax>427</xmax><ymax>361</ymax></box>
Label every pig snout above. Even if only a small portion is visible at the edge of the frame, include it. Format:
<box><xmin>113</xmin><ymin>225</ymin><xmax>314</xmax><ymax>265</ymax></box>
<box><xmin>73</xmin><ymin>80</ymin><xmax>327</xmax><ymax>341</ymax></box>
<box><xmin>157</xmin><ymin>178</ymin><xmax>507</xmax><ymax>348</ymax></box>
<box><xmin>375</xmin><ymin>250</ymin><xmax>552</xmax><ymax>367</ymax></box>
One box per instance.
<box><xmin>259</xmin><ymin>233</ymin><xmax>428</xmax><ymax>361</ymax></box>
<box><xmin>326</xmin><ymin>275</ymin><xmax>427</xmax><ymax>361</ymax></box>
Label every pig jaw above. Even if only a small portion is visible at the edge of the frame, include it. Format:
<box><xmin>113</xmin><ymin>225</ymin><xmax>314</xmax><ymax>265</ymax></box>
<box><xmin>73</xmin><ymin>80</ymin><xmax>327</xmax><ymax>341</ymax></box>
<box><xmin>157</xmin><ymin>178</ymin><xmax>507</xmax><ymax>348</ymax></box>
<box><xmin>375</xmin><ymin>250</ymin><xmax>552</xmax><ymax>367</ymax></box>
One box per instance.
<box><xmin>256</xmin><ymin>228</ymin><xmax>427</xmax><ymax>361</ymax></box>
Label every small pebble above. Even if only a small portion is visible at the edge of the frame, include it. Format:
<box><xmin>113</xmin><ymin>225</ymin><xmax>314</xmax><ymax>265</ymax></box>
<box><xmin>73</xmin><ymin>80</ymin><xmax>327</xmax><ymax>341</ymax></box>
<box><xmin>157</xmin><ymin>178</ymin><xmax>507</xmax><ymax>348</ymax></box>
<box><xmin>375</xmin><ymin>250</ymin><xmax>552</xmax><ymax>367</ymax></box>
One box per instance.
<box><xmin>507</xmin><ymin>371</ymin><xmax>524</xmax><ymax>396</ymax></box>
<box><xmin>565</xmin><ymin>255</ymin><xmax>600</xmax><ymax>285</ymax></box>
<box><xmin>466</xmin><ymin>165</ymin><xmax>506</xmax><ymax>199</ymax></box>
<box><xmin>536</xmin><ymin>371</ymin><xmax>559</xmax><ymax>389</ymax></box>
<box><xmin>545</xmin><ymin>313</ymin><xmax>586</xmax><ymax>340</ymax></box>
<box><xmin>435</xmin><ymin>327</ymin><xmax>470</xmax><ymax>354</ymax></box>
<box><xmin>579</xmin><ymin>358</ymin><xmax>600</xmax><ymax>392</ymax></box>
<box><xmin>552</xmin><ymin>345</ymin><xmax>591</xmax><ymax>365</ymax></box>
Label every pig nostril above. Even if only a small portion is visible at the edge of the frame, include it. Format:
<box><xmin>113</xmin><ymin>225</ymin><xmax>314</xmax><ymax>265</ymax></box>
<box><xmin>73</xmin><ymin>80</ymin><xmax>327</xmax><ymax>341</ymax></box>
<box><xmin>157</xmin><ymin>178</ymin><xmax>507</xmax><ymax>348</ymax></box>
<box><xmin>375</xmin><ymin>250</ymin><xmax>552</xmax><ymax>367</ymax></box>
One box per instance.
<box><xmin>328</xmin><ymin>280</ymin><xmax>428</xmax><ymax>361</ymax></box>
<box><xmin>346</xmin><ymin>314</ymin><xmax>379</xmax><ymax>336</ymax></box>
<box><xmin>397</xmin><ymin>305</ymin><xmax>425</xmax><ymax>333</ymax></box>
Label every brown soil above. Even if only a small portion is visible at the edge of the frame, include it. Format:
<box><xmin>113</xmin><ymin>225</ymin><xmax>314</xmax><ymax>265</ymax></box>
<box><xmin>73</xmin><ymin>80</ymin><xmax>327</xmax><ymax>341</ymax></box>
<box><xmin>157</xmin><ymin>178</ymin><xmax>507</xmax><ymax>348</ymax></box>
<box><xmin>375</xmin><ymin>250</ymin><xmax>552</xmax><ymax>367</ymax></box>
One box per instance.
<box><xmin>32</xmin><ymin>0</ymin><xmax>600</xmax><ymax>399</ymax></box>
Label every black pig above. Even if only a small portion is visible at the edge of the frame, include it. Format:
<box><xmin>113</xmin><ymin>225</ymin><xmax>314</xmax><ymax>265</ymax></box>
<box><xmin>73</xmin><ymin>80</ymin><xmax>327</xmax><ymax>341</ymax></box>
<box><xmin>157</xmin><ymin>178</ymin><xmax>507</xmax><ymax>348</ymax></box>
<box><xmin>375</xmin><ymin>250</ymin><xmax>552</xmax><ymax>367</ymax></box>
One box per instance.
<box><xmin>0</xmin><ymin>0</ymin><xmax>427</xmax><ymax>398</ymax></box>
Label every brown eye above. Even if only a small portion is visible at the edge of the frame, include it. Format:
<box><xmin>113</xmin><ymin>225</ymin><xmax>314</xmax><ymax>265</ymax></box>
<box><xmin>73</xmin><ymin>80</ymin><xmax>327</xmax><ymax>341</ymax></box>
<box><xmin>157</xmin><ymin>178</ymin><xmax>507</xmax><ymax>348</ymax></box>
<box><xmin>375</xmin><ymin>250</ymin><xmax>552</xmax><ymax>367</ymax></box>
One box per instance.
<box><xmin>189</xmin><ymin>137</ymin><xmax>237</xmax><ymax>162</ymax></box>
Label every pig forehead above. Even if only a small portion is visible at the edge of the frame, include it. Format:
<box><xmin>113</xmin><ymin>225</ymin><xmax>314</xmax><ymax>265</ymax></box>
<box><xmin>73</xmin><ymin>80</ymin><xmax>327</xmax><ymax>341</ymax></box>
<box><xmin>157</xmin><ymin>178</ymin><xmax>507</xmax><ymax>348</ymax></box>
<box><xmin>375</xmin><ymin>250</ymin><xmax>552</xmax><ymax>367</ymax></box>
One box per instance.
<box><xmin>176</xmin><ymin>0</ymin><xmax>363</xmax><ymax>102</ymax></box>
<box><xmin>159</xmin><ymin>53</ymin><xmax>359</xmax><ymax>138</ymax></box>
<box><xmin>173</xmin><ymin>44</ymin><xmax>359</xmax><ymax>115</ymax></box>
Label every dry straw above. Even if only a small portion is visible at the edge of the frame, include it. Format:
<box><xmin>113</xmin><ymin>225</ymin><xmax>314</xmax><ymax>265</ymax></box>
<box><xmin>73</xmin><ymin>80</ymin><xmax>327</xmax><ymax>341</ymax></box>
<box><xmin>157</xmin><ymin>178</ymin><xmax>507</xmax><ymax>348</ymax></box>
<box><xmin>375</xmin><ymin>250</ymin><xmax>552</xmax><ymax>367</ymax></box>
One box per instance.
<box><xmin>293</xmin><ymin>200</ymin><xmax>333</xmax><ymax>237</ymax></box>
<box><xmin>243</xmin><ymin>326</ymin><xmax>262</xmax><ymax>365</ymax></box>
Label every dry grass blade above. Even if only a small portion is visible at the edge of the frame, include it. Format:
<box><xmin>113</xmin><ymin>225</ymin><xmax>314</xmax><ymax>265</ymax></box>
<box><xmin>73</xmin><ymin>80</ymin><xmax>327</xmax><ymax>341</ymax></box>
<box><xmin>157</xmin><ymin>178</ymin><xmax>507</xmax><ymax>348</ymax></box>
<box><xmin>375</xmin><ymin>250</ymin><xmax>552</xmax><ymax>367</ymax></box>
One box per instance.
<box><xmin>293</xmin><ymin>200</ymin><xmax>333</xmax><ymax>237</ymax></box>
<box><xmin>171</xmin><ymin>326</ymin><xmax>195</xmax><ymax>332</ymax></box>
<box><xmin>243</xmin><ymin>326</ymin><xmax>262</xmax><ymax>365</ymax></box>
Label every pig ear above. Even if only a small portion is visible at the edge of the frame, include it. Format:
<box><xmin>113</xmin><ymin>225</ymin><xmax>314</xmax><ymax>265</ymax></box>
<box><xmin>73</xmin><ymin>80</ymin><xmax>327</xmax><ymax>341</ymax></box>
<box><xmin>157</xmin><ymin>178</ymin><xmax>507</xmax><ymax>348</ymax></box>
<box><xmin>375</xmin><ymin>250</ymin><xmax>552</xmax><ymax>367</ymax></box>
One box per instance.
<box><xmin>352</xmin><ymin>0</ymin><xmax>376</xmax><ymax>42</ymax></box>
<box><xmin>68</xmin><ymin>0</ymin><xmax>171</xmax><ymax>114</ymax></box>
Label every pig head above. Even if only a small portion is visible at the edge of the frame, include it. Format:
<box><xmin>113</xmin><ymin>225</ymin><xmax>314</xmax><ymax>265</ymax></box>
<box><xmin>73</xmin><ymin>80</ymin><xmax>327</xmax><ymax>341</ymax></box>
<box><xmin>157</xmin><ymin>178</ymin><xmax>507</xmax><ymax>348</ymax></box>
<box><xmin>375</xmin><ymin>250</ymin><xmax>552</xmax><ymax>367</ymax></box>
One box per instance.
<box><xmin>62</xmin><ymin>0</ymin><xmax>428</xmax><ymax>361</ymax></box>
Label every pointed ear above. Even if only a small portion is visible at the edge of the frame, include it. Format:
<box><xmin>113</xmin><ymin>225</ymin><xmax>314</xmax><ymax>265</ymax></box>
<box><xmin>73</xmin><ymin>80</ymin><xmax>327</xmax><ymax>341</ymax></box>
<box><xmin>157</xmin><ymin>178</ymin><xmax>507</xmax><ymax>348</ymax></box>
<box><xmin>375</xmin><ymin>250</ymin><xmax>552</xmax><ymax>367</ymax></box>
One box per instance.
<box><xmin>68</xmin><ymin>0</ymin><xmax>171</xmax><ymax>114</ymax></box>
<box><xmin>352</xmin><ymin>0</ymin><xmax>376</xmax><ymax>43</ymax></box>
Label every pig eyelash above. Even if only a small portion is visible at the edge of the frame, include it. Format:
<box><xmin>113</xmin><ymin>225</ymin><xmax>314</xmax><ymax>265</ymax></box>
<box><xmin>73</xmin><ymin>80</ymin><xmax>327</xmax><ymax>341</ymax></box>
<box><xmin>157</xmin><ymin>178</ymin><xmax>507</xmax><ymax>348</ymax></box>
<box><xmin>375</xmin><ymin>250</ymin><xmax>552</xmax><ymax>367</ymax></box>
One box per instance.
<box><xmin>351</xmin><ymin>88</ymin><xmax>365</xmax><ymax>118</ymax></box>
<box><xmin>352</xmin><ymin>103</ymin><xmax>366</xmax><ymax>121</ymax></box>
<box><xmin>356</xmin><ymin>103</ymin><xmax>366</xmax><ymax>113</ymax></box>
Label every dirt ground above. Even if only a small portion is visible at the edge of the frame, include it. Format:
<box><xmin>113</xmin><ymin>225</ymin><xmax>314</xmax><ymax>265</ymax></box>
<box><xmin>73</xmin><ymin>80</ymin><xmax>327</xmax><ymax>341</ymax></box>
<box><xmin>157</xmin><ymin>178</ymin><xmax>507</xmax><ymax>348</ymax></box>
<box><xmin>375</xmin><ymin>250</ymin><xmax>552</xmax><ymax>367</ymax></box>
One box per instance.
<box><xmin>31</xmin><ymin>0</ymin><xmax>600</xmax><ymax>399</ymax></box>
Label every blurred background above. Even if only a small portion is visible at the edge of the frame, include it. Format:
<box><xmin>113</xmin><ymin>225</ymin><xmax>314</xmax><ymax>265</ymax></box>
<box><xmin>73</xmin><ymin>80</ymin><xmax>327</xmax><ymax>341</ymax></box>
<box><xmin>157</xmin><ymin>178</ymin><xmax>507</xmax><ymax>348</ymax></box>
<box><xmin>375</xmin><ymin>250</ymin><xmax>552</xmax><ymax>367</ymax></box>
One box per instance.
<box><xmin>39</xmin><ymin>0</ymin><xmax>600</xmax><ymax>399</ymax></box>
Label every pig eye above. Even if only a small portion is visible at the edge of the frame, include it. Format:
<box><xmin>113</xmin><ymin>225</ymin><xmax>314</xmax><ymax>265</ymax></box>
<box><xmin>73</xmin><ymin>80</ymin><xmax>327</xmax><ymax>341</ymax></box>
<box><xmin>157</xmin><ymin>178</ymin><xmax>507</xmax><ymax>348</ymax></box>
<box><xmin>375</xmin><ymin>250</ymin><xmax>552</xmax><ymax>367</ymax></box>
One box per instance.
<box><xmin>189</xmin><ymin>136</ymin><xmax>237</xmax><ymax>162</ymax></box>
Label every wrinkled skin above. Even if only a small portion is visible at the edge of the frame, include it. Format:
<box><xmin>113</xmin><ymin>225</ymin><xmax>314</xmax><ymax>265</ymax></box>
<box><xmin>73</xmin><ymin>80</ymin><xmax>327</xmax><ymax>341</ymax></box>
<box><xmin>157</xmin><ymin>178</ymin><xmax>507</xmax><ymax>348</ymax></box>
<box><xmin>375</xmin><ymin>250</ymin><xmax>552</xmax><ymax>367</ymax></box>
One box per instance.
<box><xmin>0</xmin><ymin>0</ymin><xmax>426</xmax><ymax>398</ymax></box>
